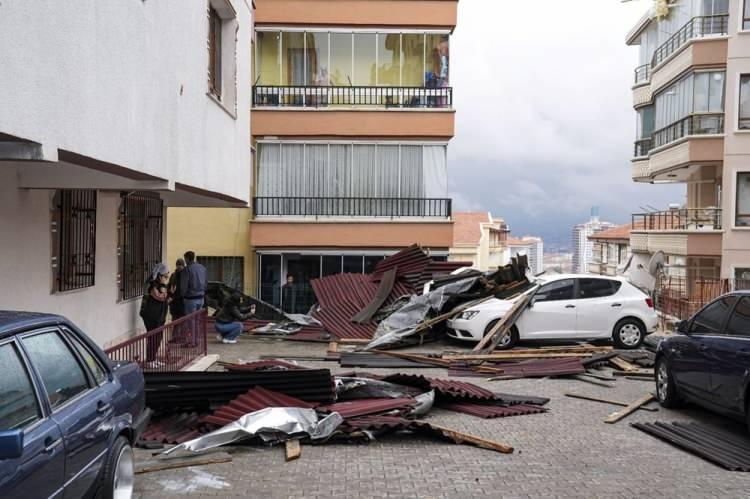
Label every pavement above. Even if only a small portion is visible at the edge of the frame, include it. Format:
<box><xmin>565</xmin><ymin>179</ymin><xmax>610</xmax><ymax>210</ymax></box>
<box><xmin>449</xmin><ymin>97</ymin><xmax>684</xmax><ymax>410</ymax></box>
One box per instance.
<box><xmin>133</xmin><ymin>335</ymin><xmax>750</xmax><ymax>499</ymax></box>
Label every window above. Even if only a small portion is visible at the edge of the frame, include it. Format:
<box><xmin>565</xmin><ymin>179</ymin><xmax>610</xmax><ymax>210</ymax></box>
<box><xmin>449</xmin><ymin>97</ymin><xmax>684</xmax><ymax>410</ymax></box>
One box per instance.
<box><xmin>744</xmin><ymin>0</ymin><xmax>750</xmax><ymax>30</ymax></box>
<box><xmin>535</xmin><ymin>279</ymin><xmax>575</xmax><ymax>302</ymax></box>
<box><xmin>208</xmin><ymin>6</ymin><xmax>222</xmax><ymax>98</ymax></box>
<box><xmin>0</xmin><ymin>343</ymin><xmax>41</xmax><ymax>430</ymax></box>
<box><xmin>736</xmin><ymin>173</ymin><xmax>750</xmax><ymax>227</ymax></box>
<box><xmin>689</xmin><ymin>296</ymin><xmax>736</xmax><ymax>335</ymax></box>
<box><xmin>725</xmin><ymin>297</ymin><xmax>750</xmax><ymax>337</ymax></box>
<box><xmin>53</xmin><ymin>189</ymin><xmax>96</xmax><ymax>292</ymax></box>
<box><xmin>118</xmin><ymin>192</ymin><xmax>163</xmax><ymax>301</ymax></box>
<box><xmin>578</xmin><ymin>278</ymin><xmax>621</xmax><ymax>299</ymax></box>
<box><xmin>64</xmin><ymin>329</ymin><xmax>107</xmax><ymax>385</ymax></box>
<box><xmin>740</xmin><ymin>75</ymin><xmax>750</xmax><ymax>130</ymax></box>
<box><xmin>22</xmin><ymin>331</ymin><xmax>90</xmax><ymax>410</ymax></box>
<box><xmin>199</xmin><ymin>256</ymin><xmax>244</xmax><ymax>290</ymax></box>
<box><xmin>343</xmin><ymin>255</ymin><xmax>364</xmax><ymax>274</ymax></box>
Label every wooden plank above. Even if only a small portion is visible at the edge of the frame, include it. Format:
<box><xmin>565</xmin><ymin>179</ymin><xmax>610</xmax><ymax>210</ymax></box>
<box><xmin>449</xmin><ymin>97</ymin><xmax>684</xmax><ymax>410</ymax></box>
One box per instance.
<box><xmin>472</xmin><ymin>285</ymin><xmax>539</xmax><ymax>353</ymax></box>
<box><xmin>609</xmin><ymin>356</ymin><xmax>639</xmax><ymax>372</ymax></box>
<box><xmin>372</xmin><ymin>350</ymin><xmax>450</xmax><ymax>367</ymax></box>
<box><xmin>285</xmin><ymin>439</ymin><xmax>301</xmax><ymax>462</ymax></box>
<box><xmin>565</xmin><ymin>393</ymin><xmax>658</xmax><ymax>411</ymax></box>
<box><xmin>612</xmin><ymin>369</ymin><xmax>653</xmax><ymax>377</ymax></box>
<box><xmin>328</xmin><ymin>342</ymin><xmax>338</xmax><ymax>353</ymax></box>
<box><xmin>569</xmin><ymin>374</ymin><xmax>615</xmax><ymax>387</ymax></box>
<box><xmin>425</xmin><ymin>423</ymin><xmax>514</xmax><ymax>454</ymax></box>
<box><xmin>135</xmin><ymin>452</ymin><xmax>232</xmax><ymax>474</ymax></box>
<box><xmin>478</xmin><ymin>346</ymin><xmax>612</xmax><ymax>356</ymax></box>
<box><xmin>604</xmin><ymin>393</ymin><xmax>656</xmax><ymax>424</ymax></box>
<box><xmin>444</xmin><ymin>352</ymin><xmax>593</xmax><ymax>361</ymax></box>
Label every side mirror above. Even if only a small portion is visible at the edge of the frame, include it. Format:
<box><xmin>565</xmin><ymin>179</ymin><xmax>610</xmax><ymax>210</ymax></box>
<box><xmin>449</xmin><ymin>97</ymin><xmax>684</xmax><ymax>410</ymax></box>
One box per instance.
<box><xmin>0</xmin><ymin>430</ymin><xmax>23</xmax><ymax>460</ymax></box>
<box><xmin>675</xmin><ymin>320</ymin><xmax>688</xmax><ymax>334</ymax></box>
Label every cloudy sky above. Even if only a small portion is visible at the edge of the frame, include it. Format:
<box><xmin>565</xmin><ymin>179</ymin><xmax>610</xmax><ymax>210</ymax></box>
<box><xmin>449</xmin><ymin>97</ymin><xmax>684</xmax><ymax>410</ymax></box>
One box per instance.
<box><xmin>448</xmin><ymin>0</ymin><xmax>682</xmax><ymax>250</ymax></box>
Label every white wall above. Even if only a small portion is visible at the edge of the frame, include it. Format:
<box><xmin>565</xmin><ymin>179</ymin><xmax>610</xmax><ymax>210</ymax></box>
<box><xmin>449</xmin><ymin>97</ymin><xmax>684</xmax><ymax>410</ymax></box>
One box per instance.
<box><xmin>0</xmin><ymin>0</ymin><xmax>252</xmax><ymax>203</ymax></box>
<box><xmin>0</xmin><ymin>168</ymin><xmax>142</xmax><ymax>346</ymax></box>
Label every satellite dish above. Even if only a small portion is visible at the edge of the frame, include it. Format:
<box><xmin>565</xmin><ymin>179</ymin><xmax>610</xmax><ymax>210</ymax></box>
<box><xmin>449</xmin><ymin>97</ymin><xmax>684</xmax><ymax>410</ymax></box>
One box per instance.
<box><xmin>648</xmin><ymin>251</ymin><xmax>666</xmax><ymax>277</ymax></box>
<box><xmin>617</xmin><ymin>254</ymin><xmax>634</xmax><ymax>274</ymax></box>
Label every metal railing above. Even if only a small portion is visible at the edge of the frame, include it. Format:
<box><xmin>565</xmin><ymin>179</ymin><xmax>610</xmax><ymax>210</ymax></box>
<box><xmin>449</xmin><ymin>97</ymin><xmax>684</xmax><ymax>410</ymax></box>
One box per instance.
<box><xmin>632</xmin><ymin>208</ymin><xmax>722</xmax><ymax>231</ymax></box>
<box><xmin>634</xmin><ymin>138</ymin><xmax>653</xmax><ymax>157</ymax></box>
<box><xmin>105</xmin><ymin>309</ymin><xmax>207</xmax><ymax>372</ymax></box>
<box><xmin>634</xmin><ymin>64</ymin><xmax>650</xmax><ymax>85</ymax></box>
<box><xmin>253</xmin><ymin>85</ymin><xmax>453</xmax><ymax>109</ymax></box>
<box><xmin>253</xmin><ymin>197</ymin><xmax>452</xmax><ymax>218</ymax></box>
<box><xmin>651</xmin><ymin>14</ymin><xmax>728</xmax><ymax>68</ymax></box>
<box><xmin>654</xmin><ymin>276</ymin><xmax>750</xmax><ymax>322</ymax></box>
<box><xmin>652</xmin><ymin>113</ymin><xmax>724</xmax><ymax>149</ymax></box>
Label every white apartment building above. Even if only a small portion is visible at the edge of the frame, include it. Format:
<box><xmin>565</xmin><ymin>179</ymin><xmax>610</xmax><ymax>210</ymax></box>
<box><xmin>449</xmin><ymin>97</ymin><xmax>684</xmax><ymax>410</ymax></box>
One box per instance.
<box><xmin>0</xmin><ymin>0</ymin><xmax>253</xmax><ymax>346</ymax></box>
<box><xmin>571</xmin><ymin>210</ymin><xmax>616</xmax><ymax>274</ymax></box>
<box><xmin>449</xmin><ymin>212</ymin><xmax>509</xmax><ymax>271</ymax></box>
<box><xmin>507</xmin><ymin>236</ymin><xmax>544</xmax><ymax>276</ymax></box>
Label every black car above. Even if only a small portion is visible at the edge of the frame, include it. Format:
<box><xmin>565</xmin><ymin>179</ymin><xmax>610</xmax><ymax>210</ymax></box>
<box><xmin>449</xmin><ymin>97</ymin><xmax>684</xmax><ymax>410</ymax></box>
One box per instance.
<box><xmin>655</xmin><ymin>292</ymin><xmax>750</xmax><ymax>433</ymax></box>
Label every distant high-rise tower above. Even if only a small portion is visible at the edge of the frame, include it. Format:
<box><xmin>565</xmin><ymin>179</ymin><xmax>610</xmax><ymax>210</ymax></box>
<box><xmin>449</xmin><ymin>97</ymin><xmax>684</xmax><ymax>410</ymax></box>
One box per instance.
<box><xmin>572</xmin><ymin>209</ymin><xmax>616</xmax><ymax>273</ymax></box>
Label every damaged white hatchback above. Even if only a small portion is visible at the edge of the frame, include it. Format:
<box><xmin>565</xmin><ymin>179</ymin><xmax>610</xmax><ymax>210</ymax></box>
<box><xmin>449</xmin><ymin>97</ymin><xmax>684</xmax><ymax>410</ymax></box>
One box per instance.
<box><xmin>447</xmin><ymin>274</ymin><xmax>658</xmax><ymax>350</ymax></box>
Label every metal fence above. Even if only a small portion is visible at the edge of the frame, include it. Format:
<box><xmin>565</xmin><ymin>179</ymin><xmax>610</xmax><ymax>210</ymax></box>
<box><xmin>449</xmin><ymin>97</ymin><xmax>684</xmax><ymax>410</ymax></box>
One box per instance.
<box><xmin>55</xmin><ymin>189</ymin><xmax>97</xmax><ymax>291</ymax></box>
<box><xmin>654</xmin><ymin>277</ymin><xmax>750</xmax><ymax>322</ymax></box>
<box><xmin>651</xmin><ymin>15</ymin><xmax>729</xmax><ymax>68</ymax></box>
<box><xmin>652</xmin><ymin>113</ymin><xmax>724</xmax><ymax>149</ymax></box>
<box><xmin>105</xmin><ymin>309</ymin><xmax>207</xmax><ymax>372</ymax></box>
<box><xmin>253</xmin><ymin>85</ymin><xmax>453</xmax><ymax>109</ymax></box>
<box><xmin>632</xmin><ymin>208</ymin><xmax>722</xmax><ymax>231</ymax></box>
<box><xmin>633</xmin><ymin>138</ymin><xmax>653</xmax><ymax>157</ymax></box>
<box><xmin>634</xmin><ymin>64</ymin><xmax>650</xmax><ymax>85</ymax></box>
<box><xmin>253</xmin><ymin>197</ymin><xmax>452</xmax><ymax>218</ymax></box>
<box><xmin>118</xmin><ymin>193</ymin><xmax>164</xmax><ymax>301</ymax></box>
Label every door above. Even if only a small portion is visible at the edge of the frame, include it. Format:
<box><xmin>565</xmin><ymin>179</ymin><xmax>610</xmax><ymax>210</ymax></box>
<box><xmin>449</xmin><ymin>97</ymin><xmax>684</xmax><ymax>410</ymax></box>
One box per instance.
<box><xmin>20</xmin><ymin>330</ymin><xmax>113</xmax><ymax>499</ymax></box>
<box><xmin>710</xmin><ymin>296</ymin><xmax>750</xmax><ymax>414</ymax></box>
<box><xmin>574</xmin><ymin>278</ymin><xmax>621</xmax><ymax>338</ymax></box>
<box><xmin>671</xmin><ymin>297</ymin><xmax>735</xmax><ymax>401</ymax></box>
<box><xmin>0</xmin><ymin>340</ymin><xmax>65</xmax><ymax>499</ymax></box>
<box><xmin>520</xmin><ymin>278</ymin><xmax>577</xmax><ymax>339</ymax></box>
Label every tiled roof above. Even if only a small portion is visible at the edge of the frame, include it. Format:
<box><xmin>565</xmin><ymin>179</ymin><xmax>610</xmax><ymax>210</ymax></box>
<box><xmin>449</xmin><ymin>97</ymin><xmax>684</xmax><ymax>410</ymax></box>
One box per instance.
<box><xmin>452</xmin><ymin>212</ymin><xmax>491</xmax><ymax>245</ymax></box>
<box><xmin>588</xmin><ymin>223</ymin><xmax>632</xmax><ymax>241</ymax></box>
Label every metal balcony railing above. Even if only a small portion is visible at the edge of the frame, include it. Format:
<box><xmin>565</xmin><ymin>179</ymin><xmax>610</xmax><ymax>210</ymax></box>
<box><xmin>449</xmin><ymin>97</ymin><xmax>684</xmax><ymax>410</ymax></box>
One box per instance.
<box><xmin>652</xmin><ymin>113</ymin><xmax>724</xmax><ymax>149</ymax></box>
<box><xmin>634</xmin><ymin>64</ymin><xmax>650</xmax><ymax>85</ymax></box>
<box><xmin>252</xmin><ymin>85</ymin><xmax>453</xmax><ymax>109</ymax></box>
<box><xmin>634</xmin><ymin>138</ymin><xmax>653</xmax><ymax>157</ymax></box>
<box><xmin>632</xmin><ymin>208</ymin><xmax>722</xmax><ymax>231</ymax></box>
<box><xmin>253</xmin><ymin>197</ymin><xmax>452</xmax><ymax>218</ymax></box>
<box><xmin>651</xmin><ymin>14</ymin><xmax>728</xmax><ymax>68</ymax></box>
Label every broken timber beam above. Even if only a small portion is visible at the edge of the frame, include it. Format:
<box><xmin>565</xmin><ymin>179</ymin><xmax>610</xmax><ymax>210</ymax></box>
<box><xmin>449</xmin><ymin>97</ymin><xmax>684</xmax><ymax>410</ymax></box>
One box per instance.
<box><xmin>472</xmin><ymin>285</ymin><xmax>539</xmax><ymax>354</ymax></box>
<box><xmin>444</xmin><ymin>352</ymin><xmax>593</xmax><ymax>361</ymax></box>
<box><xmin>135</xmin><ymin>452</ymin><xmax>233</xmax><ymax>474</ymax></box>
<box><xmin>604</xmin><ymin>393</ymin><xmax>656</xmax><ymax>424</ymax></box>
<box><xmin>285</xmin><ymin>439</ymin><xmax>301</xmax><ymax>461</ymax></box>
<box><xmin>565</xmin><ymin>393</ymin><xmax>658</xmax><ymax>411</ymax></box>
<box><xmin>423</xmin><ymin>423</ymin><xmax>514</xmax><ymax>454</ymax></box>
<box><xmin>609</xmin><ymin>356</ymin><xmax>639</xmax><ymax>372</ymax></box>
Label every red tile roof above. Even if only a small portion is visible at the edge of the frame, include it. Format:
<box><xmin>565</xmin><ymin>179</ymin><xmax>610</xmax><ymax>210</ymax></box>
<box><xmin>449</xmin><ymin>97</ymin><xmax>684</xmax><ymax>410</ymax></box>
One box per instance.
<box><xmin>452</xmin><ymin>212</ymin><xmax>491</xmax><ymax>245</ymax></box>
<box><xmin>588</xmin><ymin>223</ymin><xmax>632</xmax><ymax>241</ymax></box>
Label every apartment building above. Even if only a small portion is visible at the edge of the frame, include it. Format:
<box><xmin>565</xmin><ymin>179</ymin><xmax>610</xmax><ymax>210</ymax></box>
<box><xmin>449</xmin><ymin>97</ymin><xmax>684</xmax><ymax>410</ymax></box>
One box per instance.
<box><xmin>449</xmin><ymin>212</ymin><xmax>510</xmax><ymax>271</ymax></box>
<box><xmin>0</xmin><ymin>0</ymin><xmax>252</xmax><ymax>346</ymax></box>
<box><xmin>571</xmin><ymin>209</ymin><xmax>617</xmax><ymax>273</ymax></box>
<box><xmin>248</xmin><ymin>0</ymin><xmax>458</xmax><ymax>313</ymax></box>
<box><xmin>588</xmin><ymin>224</ymin><xmax>632</xmax><ymax>277</ymax></box>
<box><xmin>507</xmin><ymin>237</ymin><xmax>544</xmax><ymax>276</ymax></box>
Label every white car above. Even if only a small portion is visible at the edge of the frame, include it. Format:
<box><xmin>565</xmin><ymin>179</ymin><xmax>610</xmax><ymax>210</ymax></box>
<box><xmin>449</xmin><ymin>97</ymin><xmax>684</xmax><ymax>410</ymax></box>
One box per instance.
<box><xmin>447</xmin><ymin>274</ymin><xmax>658</xmax><ymax>350</ymax></box>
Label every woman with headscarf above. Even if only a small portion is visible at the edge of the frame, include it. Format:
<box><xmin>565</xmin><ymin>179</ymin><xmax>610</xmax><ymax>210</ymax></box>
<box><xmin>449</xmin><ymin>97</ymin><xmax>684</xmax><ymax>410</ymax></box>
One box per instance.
<box><xmin>140</xmin><ymin>263</ymin><xmax>170</xmax><ymax>367</ymax></box>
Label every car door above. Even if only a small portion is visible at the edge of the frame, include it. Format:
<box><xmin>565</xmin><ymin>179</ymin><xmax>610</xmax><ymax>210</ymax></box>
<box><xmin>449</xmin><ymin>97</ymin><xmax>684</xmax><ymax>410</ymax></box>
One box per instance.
<box><xmin>0</xmin><ymin>339</ymin><xmax>65</xmax><ymax>499</ymax></box>
<box><xmin>573</xmin><ymin>278</ymin><xmax>621</xmax><ymax>338</ymax></box>
<box><xmin>520</xmin><ymin>278</ymin><xmax>577</xmax><ymax>339</ymax></box>
<box><xmin>20</xmin><ymin>329</ymin><xmax>114</xmax><ymax>499</ymax></box>
<box><xmin>670</xmin><ymin>296</ymin><xmax>735</xmax><ymax>401</ymax></box>
<box><xmin>710</xmin><ymin>296</ymin><xmax>750</xmax><ymax>415</ymax></box>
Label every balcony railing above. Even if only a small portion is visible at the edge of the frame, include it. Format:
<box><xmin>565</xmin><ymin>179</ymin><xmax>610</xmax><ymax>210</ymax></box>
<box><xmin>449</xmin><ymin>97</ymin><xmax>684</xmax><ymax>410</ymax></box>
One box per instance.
<box><xmin>634</xmin><ymin>64</ymin><xmax>650</xmax><ymax>85</ymax></box>
<box><xmin>252</xmin><ymin>85</ymin><xmax>453</xmax><ymax>109</ymax></box>
<box><xmin>651</xmin><ymin>113</ymin><xmax>723</xmax><ymax>149</ymax></box>
<box><xmin>651</xmin><ymin>14</ymin><xmax>728</xmax><ymax>68</ymax></box>
<box><xmin>632</xmin><ymin>208</ymin><xmax>722</xmax><ymax>231</ymax></box>
<box><xmin>634</xmin><ymin>138</ymin><xmax>653</xmax><ymax>157</ymax></box>
<box><xmin>253</xmin><ymin>197</ymin><xmax>452</xmax><ymax>218</ymax></box>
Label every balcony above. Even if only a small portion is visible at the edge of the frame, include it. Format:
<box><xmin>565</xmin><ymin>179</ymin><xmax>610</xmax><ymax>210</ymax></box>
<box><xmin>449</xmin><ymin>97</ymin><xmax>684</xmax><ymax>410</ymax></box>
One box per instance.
<box><xmin>634</xmin><ymin>138</ymin><xmax>652</xmax><ymax>158</ymax></box>
<box><xmin>630</xmin><ymin>209</ymin><xmax>722</xmax><ymax>257</ymax></box>
<box><xmin>253</xmin><ymin>196</ymin><xmax>452</xmax><ymax>218</ymax></box>
<box><xmin>253</xmin><ymin>85</ymin><xmax>453</xmax><ymax>109</ymax></box>
<box><xmin>634</xmin><ymin>64</ymin><xmax>650</xmax><ymax>86</ymax></box>
<box><xmin>632</xmin><ymin>208</ymin><xmax>722</xmax><ymax>231</ymax></box>
<box><xmin>652</xmin><ymin>113</ymin><xmax>723</xmax><ymax>149</ymax></box>
<box><xmin>651</xmin><ymin>15</ymin><xmax>728</xmax><ymax>69</ymax></box>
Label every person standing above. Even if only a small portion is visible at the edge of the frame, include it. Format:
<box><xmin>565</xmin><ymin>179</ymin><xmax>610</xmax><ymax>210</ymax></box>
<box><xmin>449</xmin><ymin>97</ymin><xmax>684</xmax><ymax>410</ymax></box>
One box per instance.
<box><xmin>281</xmin><ymin>273</ymin><xmax>297</xmax><ymax>314</ymax></box>
<box><xmin>168</xmin><ymin>258</ymin><xmax>186</xmax><ymax>342</ymax></box>
<box><xmin>180</xmin><ymin>251</ymin><xmax>208</xmax><ymax>345</ymax></box>
<box><xmin>214</xmin><ymin>294</ymin><xmax>256</xmax><ymax>344</ymax></box>
<box><xmin>140</xmin><ymin>263</ymin><xmax>170</xmax><ymax>368</ymax></box>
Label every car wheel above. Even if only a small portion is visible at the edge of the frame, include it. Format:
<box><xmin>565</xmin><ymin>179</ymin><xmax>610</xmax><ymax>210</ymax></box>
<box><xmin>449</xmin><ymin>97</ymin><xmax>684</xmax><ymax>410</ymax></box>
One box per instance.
<box><xmin>655</xmin><ymin>357</ymin><xmax>681</xmax><ymax>409</ymax></box>
<box><xmin>484</xmin><ymin>320</ymin><xmax>518</xmax><ymax>350</ymax></box>
<box><xmin>612</xmin><ymin>318</ymin><xmax>645</xmax><ymax>349</ymax></box>
<box><xmin>96</xmin><ymin>436</ymin><xmax>134</xmax><ymax>499</ymax></box>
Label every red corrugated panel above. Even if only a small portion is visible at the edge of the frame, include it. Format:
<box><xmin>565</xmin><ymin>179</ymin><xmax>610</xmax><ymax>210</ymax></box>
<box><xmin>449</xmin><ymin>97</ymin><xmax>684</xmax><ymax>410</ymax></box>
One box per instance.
<box><xmin>448</xmin><ymin>358</ymin><xmax>585</xmax><ymax>379</ymax></box>
<box><xmin>223</xmin><ymin>359</ymin><xmax>308</xmax><ymax>371</ymax></box>
<box><xmin>141</xmin><ymin>412</ymin><xmax>207</xmax><ymax>444</ymax></box>
<box><xmin>199</xmin><ymin>386</ymin><xmax>318</xmax><ymax>427</ymax></box>
<box><xmin>439</xmin><ymin>403</ymin><xmax>547</xmax><ymax>419</ymax></box>
<box><xmin>382</xmin><ymin>373</ymin><xmax>496</xmax><ymax>401</ymax></box>
<box><xmin>317</xmin><ymin>397</ymin><xmax>416</xmax><ymax>418</ymax></box>
<box><xmin>342</xmin><ymin>415</ymin><xmax>414</xmax><ymax>431</ymax></box>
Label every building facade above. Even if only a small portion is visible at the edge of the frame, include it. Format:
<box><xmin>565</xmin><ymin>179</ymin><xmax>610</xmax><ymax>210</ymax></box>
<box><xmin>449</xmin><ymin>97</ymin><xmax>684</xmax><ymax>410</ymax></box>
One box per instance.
<box><xmin>507</xmin><ymin>237</ymin><xmax>544</xmax><ymax>276</ymax></box>
<box><xmin>449</xmin><ymin>212</ymin><xmax>509</xmax><ymax>271</ymax></box>
<box><xmin>627</xmin><ymin>0</ymin><xmax>750</xmax><ymax>290</ymax></box>
<box><xmin>249</xmin><ymin>0</ymin><xmax>458</xmax><ymax>313</ymax></box>
<box><xmin>588</xmin><ymin>224</ymin><xmax>632</xmax><ymax>277</ymax></box>
<box><xmin>0</xmin><ymin>0</ymin><xmax>253</xmax><ymax>346</ymax></box>
<box><xmin>571</xmin><ymin>210</ymin><xmax>616</xmax><ymax>274</ymax></box>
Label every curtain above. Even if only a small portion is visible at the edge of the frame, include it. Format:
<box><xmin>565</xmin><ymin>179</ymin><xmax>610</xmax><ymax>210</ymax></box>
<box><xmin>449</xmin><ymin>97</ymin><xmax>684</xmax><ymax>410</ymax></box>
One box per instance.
<box><xmin>352</xmin><ymin>145</ymin><xmax>378</xmax><ymax>197</ymax></box>
<box><xmin>423</xmin><ymin>145</ymin><xmax>448</xmax><ymax>198</ymax></box>
<box><xmin>328</xmin><ymin>144</ymin><xmax>351</xmax><ymax>197</ymax></box>
<box><xmin>257</xmin><ymin>143</ymin><xmax>281</xmax><ymax>196</ymax></box>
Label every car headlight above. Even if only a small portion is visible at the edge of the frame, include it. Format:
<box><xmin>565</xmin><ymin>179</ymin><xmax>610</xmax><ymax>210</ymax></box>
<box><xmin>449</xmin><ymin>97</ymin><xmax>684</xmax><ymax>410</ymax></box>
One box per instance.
<box><xmin>458</xmin><ymin>310</ymin><xmax>480</xmax><ymax>320</ymax></box>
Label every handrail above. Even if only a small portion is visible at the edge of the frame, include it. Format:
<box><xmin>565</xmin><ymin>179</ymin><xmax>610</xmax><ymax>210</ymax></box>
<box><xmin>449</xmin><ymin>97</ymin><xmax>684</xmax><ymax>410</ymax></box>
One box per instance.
<box><xmin>253</xmin><ymin>197</ymin><xmax>452</xmax><ymax>218</ymax></box>
<box><xmin>631</xmin><ymin>208</ymin><xmax>722</xmax><ymax>231</ymax></box>
<box><xmin>651</xmin><ymin>14</ymin><xmax>728</xmax><ymax>68</ymax></box>
<box><xmin>634</xmin><ymin>64</ymin><xmax>650</xmax><ymax>85</ymax></box>
<box><xmin>652</xmin><ymin>113</ymin><xmax>724</xmax><ymax>149</ymax></box>
<box><xmin>253</xmin><ymin>85</ymin><xmax>453</xmax><ymax>109</ymax></box>
<box><xmin>634</xmin><ymin>137</ymin><xmax>653</xmax><ymax>157</ymax></box>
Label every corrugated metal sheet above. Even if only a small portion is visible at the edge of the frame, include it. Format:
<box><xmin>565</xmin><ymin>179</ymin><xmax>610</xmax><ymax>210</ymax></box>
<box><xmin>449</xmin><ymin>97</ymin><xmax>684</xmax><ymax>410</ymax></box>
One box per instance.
<box><xmin>382</xmin><ymin>373</ymin><xmax>496</xmax><ymax>401</ymax></box>
<box><xmin>439</xmin><ymin>402</ymin><xmax>547</xmax><ymax>419</ymax></box>
<box><xmin>448</xmin><ymin>358</ymin><xmax>585</xmax><ymax>380</ymax></box>
<box><xmin>632</xmin><ymin>422</ymin><xmax>750</xmax><ymax>471</ymax></box>
<box><xmin>140</xmin><ymin>412</ymin><xmax>206</xmax><ymax>444</ymax></box>
<box><xmin>200</xmin><ymin>386</ymin><xmax>317</xmax><ymax>427</ymax></box>
<box><xmin>338</xmin><ymin>353</ymin><xmax>436</xmax><ymax>368</ymax></box>
<box><xmin>222</xmin><ymin>359</ymin><xmax>308</xmax><ymax>371</ymax></box>
<box><xmin>318</xmin><ymin>398</ymin><xmax>416</xmax><ymax>418</ymax></box>
<box><xmin>343</xmin><ymin>415</ymin><xmax>414</xmax><ymax>432</ymax></box>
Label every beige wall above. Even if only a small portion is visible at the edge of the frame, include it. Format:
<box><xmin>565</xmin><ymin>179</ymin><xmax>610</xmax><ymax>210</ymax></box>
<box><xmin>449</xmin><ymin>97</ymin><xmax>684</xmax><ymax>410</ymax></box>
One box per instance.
<box><xmin>166</xmin><ymin>208</ymin><xmax>254</xmax><ymax>294</ymax></box>
<box><xmin>252</xmin><ymin>109</ymin><xmax>455</xmax><ymax>138</ymax></box>
<box><xmin>250</xmin><ymin>220</ymin><xmax>453</xmax><ymax>248</ymax></box>
<box><xmin>255</xmin><ymin>0</ymin><xmax>457</xmax><ymax>29</ymax></box>
<box><xmin>650</xmin><ymin>39</ymin><xmax>727</xmax><ymax>94</ymax></box>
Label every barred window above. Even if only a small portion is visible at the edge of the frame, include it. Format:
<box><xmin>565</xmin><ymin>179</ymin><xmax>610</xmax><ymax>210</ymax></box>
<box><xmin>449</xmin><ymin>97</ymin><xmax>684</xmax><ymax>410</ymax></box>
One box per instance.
<box><xmin>52</xmin><ymin>190</ymin><xmax>97</xmax><ymax>292</ymax></box>
<box><xmin>199</xmin><ymin>256</ymin><xmax>244</xmax><ymax>290</ymax></box>
<box><xmin>118</xmin><ymin>193</ymin><xmax>163</xmax><ymax>301</ymax></box>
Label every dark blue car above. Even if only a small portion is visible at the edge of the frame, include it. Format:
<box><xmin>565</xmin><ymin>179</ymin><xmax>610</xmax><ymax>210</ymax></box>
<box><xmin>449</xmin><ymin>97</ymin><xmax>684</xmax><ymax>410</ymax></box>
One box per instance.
<box><xmin>0</xmin><ymin>311</ymin><xmax>147</xmax><ymax>499</ymax></box>
<box><xmin>655</xmin><ymin>292</ymin><xmax>750</xmax><ymax>433</ymax></box>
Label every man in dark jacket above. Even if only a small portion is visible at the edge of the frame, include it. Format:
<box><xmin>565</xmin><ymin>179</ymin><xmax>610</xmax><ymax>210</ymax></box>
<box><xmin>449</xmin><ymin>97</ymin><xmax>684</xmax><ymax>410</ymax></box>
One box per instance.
<box><xmin>214</xmin><ymin>294</ymin><xmax>256</xmax><ymax>344</ymax></box>
<box><xmin>180</xmin><ymin>251</ymin><xmax>208</xmax><ymax>314</ymax></box>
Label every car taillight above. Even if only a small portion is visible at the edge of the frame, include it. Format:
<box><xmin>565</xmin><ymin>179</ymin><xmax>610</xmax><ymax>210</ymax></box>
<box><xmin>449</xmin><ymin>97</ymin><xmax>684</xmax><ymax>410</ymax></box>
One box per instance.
<box><xmin>645</xmin><ymin>297</ymin><xmax>654</xmax><ymax>309</ymax></box>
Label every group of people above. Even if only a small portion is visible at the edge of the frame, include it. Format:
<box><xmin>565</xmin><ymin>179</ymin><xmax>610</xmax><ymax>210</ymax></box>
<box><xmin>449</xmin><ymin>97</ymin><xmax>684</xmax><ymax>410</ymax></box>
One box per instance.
<box><xmin>139</xmin><ymin>250</ymin><xmax>255</xmax><ymax>367</ymax></box>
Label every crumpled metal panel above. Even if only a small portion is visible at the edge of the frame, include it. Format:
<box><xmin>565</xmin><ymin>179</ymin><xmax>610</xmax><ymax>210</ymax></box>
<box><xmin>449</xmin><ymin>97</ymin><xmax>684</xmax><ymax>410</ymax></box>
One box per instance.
<box><xmin>382</xmin><ymin>373</ymin><xmax>496</xmax><ymax>401</ymax></box>
<box><xmin>223</xmin><ymin>359</ymin><xmax>307</xmax><ymax>371</ymax></box>
<box><xmin>164</xmin><ymin>408</ymin><xmax>344</xmax><ymax>455</ymax></box>
<box><xmin>200</xmin><ymin>386</ymin><xmax>318</xmax><ymax>427</ymax></box>
<box><xmin>439</xmin><ymin>402</ymin><xmax>547</xmax><ymax>419</ymax></box>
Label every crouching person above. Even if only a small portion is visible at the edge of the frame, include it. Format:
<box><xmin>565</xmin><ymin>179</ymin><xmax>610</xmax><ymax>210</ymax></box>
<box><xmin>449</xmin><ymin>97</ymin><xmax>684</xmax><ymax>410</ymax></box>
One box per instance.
<box><xmin>214</xmin><ymin>294</ymin><xmax>255</xmax><ymax>344</ymax></box>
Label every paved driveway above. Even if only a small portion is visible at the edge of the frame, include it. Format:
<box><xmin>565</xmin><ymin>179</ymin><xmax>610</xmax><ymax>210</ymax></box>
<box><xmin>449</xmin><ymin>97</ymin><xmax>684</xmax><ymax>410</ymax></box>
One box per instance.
<box><xmin>133</xmin><ymin>337</ymin><xmax>750</xmax><ymax>498</ymax></box>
